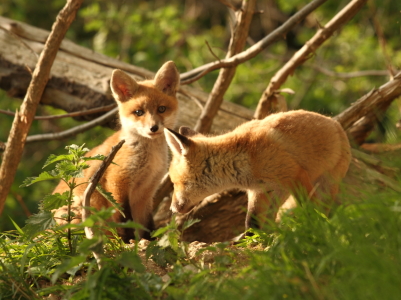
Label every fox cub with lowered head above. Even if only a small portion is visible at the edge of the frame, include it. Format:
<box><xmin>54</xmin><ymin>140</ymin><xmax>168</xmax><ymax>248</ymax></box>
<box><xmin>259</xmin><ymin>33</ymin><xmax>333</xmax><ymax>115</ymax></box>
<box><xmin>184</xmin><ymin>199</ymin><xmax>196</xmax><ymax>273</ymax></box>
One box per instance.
<box><xmin>164</xmin><ymin>110</ymin><xmax>351</xmax><ymax>231</ymax></box>
<box><xmin>53</xmin><ymin>61</ymin><xmax>180</xmax><ymax>242</ymax></box>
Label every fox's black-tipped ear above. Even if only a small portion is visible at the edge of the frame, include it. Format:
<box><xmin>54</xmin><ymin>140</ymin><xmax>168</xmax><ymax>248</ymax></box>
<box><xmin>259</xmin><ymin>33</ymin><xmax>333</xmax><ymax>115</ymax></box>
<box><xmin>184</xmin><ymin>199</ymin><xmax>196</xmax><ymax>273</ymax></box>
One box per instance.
<box><xmin>179</xmin><ymin>126</ymin><xmax>202</xmax><ymax>138</ymax></box>
<box><xmin>154</xmin><ymin>61</ymin><xmax>180</xmax><ymax>97</ymax></box>
<box><xmin>164</xmin><ymin>128</ymin><xmax>190</xmax><ymax>156</ymax></box>
<box><xmin>110</xmin><ymin>69</ymin><xmax>139</xmax><ymax>103</ymax></box>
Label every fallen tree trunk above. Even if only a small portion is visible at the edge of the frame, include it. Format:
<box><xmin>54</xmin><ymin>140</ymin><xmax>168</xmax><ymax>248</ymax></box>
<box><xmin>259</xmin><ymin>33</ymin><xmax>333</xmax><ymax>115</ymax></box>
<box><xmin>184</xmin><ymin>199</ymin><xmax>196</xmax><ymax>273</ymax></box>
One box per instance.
<box><xmin>0</xmin><ymin>16</ymin><xmax>252</xmax><ymax>134</ymax></box>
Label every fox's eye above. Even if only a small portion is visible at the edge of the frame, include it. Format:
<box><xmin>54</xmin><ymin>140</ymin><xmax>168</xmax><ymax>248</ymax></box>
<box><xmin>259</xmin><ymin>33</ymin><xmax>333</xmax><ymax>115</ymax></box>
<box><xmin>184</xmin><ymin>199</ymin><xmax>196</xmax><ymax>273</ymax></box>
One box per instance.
<box><xmin>158</xmin><ymin>106</ymin><xmax>166</xmax><ymax>113</ymax></box>
<box><xmin>134</xmin><ymin>110</ymin><xmax>144</xmax><ymax>116</ymax></box>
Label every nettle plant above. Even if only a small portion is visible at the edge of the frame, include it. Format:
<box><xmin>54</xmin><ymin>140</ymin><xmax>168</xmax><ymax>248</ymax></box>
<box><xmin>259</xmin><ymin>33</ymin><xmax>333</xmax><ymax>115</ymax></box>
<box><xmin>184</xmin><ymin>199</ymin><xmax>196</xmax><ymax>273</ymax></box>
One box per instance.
<box><xmin>20</xmin><ymin>144</ymin><xmax>123</xmax><ymax>251</ymax></box>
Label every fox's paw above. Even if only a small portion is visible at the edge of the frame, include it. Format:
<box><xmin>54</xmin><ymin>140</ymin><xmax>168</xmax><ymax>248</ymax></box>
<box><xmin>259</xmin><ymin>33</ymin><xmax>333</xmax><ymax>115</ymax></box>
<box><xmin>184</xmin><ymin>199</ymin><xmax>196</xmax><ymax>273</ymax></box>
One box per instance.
<box><xmin>53</xmin><ymin>205</ymin><xmax>82</xmax><ymax>225</ymax></box>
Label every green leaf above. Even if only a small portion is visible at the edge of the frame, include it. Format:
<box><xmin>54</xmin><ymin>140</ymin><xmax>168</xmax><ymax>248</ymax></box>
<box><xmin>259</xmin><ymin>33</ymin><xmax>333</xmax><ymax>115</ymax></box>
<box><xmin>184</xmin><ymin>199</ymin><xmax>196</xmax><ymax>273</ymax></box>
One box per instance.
<box><xmin>118</xmin><ymin>251</ymin><xmax>145</xmax><ymax>273</ymax></box>
<box><xmin>9</xmin><ymin>216</ymin><xmax>24</xmax><ymax>236</ymax></box>
<box><xmin>23</xmin><ymin>211</ymin><xmax>55</xmax><ymax>239</ymax></box>
<box><xmin>20</xmin><ymin>171</ymin><xmax>61</xmax><ymax>187</ymax></box>
<box><xmin>41</xmin><ymin>192</ymin><xmax>69</xmax><ymax>211</ymax></box>
<box><xmin>43</xmin><ymin>154</ymin><xmax>74</xmax><ymax>169</ymax></box>
<box><xmin>78</xmin><ymin>236</ymin><xmax>103</xmax><ymax>255</ymax></box>
<box><xmin>55</xmin><ymin>161</ymin><xmax>85</xmax><ymax>179</ymax></box>
<box><xmin>146</xmin><ymin>241</ymin><xmax>177</xmax><ymax>268</ymax></box>
<box><xmin>182</xmin><ymin>218</ymin><xmax>201</xmax><ymax>231</ymax></box>
<box><xmin>51</xmin><ymin>256</ymin><xmax>87</xmax><ymax>284</ymax></box>
<box><xmin>96</xmin><ymin>185</ymin><xmax>125</xmax><ymax>218</ymax></box>
<box><xmin>66</xmin><ymin>144</ymin><xmax>90</xmax><ymax>159</ymax></box>
<box><xmin>151</xmin><ymin>226</ymin><xmax>170</xmax><ymax>238</ymax></box>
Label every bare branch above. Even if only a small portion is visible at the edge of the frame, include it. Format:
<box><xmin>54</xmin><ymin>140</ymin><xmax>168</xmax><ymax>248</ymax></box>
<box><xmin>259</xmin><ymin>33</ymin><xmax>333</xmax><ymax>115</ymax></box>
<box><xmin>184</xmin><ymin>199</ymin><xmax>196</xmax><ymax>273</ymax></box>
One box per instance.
<box><xmin>254</xmin><ymin>0</ymin><xmax>368</xmax><ymax>119</ymax></box>
<box><xmin>155</xmin><ymin>0</ymin><xmax>257</xmax><ymax>205</ymax></box>
<box><xmin>0</xmin><ymin>0</ymin><xmax>84</xmax><ymax>215</ymax></box>
<box><xmin>369</xmin><ymin>3</ymin><xmax>396</xmax><ymax>77</ymax></box>
<box><xmin>311</xmin><ymin>65</ymin><xmax>392</xmax><ymax>79</ymax></box>
<box><xmin>180</xmin><ymin>0</ymin><xmax>329</xmax><ymax>85</ymax></box>
<box><xmin>334</xmin><ymin>72</ymin><xmax>401</xmax><ymax>130</ymax></box>
<box><xmin>194</xmin><ymin>0</ymin><xmax>256</xmax><ymax>133</ymax></box>
<box><xmin>0</xmin><ymin>104</ymin><xmax>117</xmax><ymax>120</ymax></box>
<box><xmin>25</xmin><ymin>107</ymin><xmax>118</xmax><ymax>143</ymax></box>
<box><xmin>82</xmin><ymin>139</ymin><xmax>125</xmax><ymax>269</ymax></box>
<box><xmin>205</xmin><ymin>40</ymin><xmax>221</xmax><ymax>62</ymax></box>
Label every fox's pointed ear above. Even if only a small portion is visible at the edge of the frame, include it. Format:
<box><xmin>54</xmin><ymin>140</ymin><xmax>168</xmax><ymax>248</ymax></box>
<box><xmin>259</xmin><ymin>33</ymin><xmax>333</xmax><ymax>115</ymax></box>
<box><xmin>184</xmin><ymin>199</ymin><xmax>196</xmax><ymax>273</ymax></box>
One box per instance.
<box><xmin>154</xmin><ymin>61</ymin><xmax>180</xmax><ymax>97</ymax></box>
<box><xmin>164</xmin><ymin>128</ymin><xmax>190</xmax><ymax>156</ymax></box>
<box><xmin>110</xmin><ymin>69</ymin><xmax>139</xmax><ymax>103</ymax></box>
<box><xmin>179</xmin><ymin>126</ymin><xmax>202</xmax><ymax>138</ymax></box>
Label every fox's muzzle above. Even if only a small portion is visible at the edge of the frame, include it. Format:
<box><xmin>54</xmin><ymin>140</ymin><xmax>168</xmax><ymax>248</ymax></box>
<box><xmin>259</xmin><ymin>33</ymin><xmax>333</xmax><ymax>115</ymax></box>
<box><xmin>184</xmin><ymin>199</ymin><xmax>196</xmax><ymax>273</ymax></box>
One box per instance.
<box><xmin>170</xmin><ymin>193</ymin><xmax>192</xmax><ymax>214</ymax></box>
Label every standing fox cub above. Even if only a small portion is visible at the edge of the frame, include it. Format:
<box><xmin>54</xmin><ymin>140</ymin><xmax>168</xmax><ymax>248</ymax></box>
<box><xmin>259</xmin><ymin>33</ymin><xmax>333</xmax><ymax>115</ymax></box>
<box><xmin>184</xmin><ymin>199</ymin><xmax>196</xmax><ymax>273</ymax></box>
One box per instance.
<box><xmin>164</xmin><ymin>110</ymin><xmax>351</xmax><ymax>231</ymax></box>
<box><xmin>53</xmin><ymin>61</ymin><xmax>180</xmax><ymax>242</ymax></box>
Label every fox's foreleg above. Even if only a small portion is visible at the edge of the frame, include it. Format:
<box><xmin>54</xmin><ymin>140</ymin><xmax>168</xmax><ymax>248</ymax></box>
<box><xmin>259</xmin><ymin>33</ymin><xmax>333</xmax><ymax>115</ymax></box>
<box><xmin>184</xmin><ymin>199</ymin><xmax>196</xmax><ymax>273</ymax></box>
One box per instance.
<box><xmin>246</xmin><ymin>189</ymin><xmax>290</xmax><ymax>232</ymax></box>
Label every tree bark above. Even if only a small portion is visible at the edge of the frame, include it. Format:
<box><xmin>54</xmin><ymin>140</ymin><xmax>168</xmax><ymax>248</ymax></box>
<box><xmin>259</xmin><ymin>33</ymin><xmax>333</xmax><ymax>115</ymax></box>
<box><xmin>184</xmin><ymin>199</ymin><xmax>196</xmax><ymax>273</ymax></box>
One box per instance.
<box><xmin>0</xmin><ymin>0</ymin><xmax>84</xmax><ymax>215</ymax></box>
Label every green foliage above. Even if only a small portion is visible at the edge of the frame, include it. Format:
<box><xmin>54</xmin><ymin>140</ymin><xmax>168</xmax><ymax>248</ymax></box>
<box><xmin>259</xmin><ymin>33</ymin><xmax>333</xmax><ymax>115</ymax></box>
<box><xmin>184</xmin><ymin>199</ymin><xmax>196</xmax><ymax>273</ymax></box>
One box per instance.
<box><xmin>1</xmin><ymin>1</ymin><xmax>401</xmax><ymax>298</ymax></box>
<box><xmin>2</xmin><ymin>180</ymin><xmax>401</xmax><ymax>299</ymax></box>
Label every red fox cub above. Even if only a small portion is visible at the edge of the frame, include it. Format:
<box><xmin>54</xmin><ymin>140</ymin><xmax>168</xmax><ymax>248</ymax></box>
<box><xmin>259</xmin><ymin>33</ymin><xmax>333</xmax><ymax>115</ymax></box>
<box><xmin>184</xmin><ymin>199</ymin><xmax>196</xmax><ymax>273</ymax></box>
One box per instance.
<box><xmin>164</xmin><ymin>110</ymin><xmax>351</xmax><ymax>231</ymax></box>
<box><xmin>53</xmin><ymin>61</ymin><xmax>180</xmax><ymax>242</ymax></box>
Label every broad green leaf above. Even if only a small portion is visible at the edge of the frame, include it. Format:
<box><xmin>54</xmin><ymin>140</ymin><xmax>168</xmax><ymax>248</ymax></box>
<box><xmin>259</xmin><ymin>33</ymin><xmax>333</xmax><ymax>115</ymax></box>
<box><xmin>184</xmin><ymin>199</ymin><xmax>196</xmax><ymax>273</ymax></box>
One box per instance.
<box><xmin>20</xmin><ymin>171</ymin><xmax>61</xmax><ymax>187</ymax></box>
<box><xmin>78</xmin><ymin>236</ymin><xmax>103</xmax><ymax>254</ymax></box>
<box><xmin>51</xmin><ymin>256</ymin><xmax>87</xmax><ymax>284</ymax></box>
<box><xmin>43</xmin><ymin>154</ymin><xmax>74</xmax><ymax>169</ymax></box>
<box><xmin>23</xmin><ymin>211</ymin><xmax>55</xmax><ymax>239</ymax></box>
<box><xmin>41</xmin><ymin>192</ymin><xmax>69</xmax><ymax>211</ymax></box>
<box><xmin>96</xmin><ymin>185</ymin><xmax>125</xmax><ymax>218</ymax></box>
<box><xmin>151</xmin><ymin>226</ymin><xmax>170</xmax><ymax>238</ymax></box>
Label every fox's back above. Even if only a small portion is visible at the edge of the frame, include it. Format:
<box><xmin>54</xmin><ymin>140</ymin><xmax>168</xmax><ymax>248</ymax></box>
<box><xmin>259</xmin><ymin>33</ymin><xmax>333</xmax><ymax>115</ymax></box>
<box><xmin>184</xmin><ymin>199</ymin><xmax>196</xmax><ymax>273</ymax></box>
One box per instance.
<box><xmin>230</xmin><ymin>110</ymin><xmax>350</xmax><ymax>182</ymax></box>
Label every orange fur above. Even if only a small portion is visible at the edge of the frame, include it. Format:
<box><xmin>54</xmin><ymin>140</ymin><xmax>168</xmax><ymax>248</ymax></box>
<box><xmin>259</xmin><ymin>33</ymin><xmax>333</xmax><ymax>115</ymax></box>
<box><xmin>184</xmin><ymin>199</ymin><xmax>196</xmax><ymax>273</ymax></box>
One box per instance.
<box><xmin>164</xmin><ymin>110</ymin><xmax>351</xmax><ymax>231</ymax></box>
<box><xmin>53</xmin><ymin>61</ymin><xmax>180</xmax><ymax>242</ymax></box>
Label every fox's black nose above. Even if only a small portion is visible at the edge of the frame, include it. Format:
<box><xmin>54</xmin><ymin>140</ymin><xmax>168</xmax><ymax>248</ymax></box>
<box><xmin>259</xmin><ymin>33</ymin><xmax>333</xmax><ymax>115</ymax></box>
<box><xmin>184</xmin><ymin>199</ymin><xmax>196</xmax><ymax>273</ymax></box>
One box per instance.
<box><xmin>150</xmin><ymin>125</ymin><xmax>159</xmax><ymax>133</ymax></box>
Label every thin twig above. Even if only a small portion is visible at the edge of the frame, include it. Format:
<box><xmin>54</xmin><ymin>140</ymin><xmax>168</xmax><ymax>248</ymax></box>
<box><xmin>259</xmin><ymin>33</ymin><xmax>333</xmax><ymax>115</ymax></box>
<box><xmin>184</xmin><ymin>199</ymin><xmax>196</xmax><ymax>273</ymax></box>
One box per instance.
<box><xmin>205</xmin><ymin>40</ymin><xmax>221</xmax><ymax>62</ymax></box>
<box><xmin>217</xmin><ymin>0</ymin><xmax>239</xmax><ymax>11</ymax></box>
<box><xmin>179</xmin><ymin>89</ymin><xmax>204</xmax><ymax>110</ymax></box>
<box><xmin>194</xmin><ymin>0</ymin><xmax>256</xmax><ymax>133</ymax></box>
<box><xmin>253</xmin><ymin>50</ymin><xmax>392</xmax><ymax>79</ymax></box>
<box><xmin>179</xmin><ymin>0</ymin><xmax>328</xmax><ymax>85</ymax></box>
<box><xmin>25</xmin><ymin>107</ymin><xmax>118</xmax><ymax>143</ymax></box>
<box><xmin>369</xmin><ymin>3</ymin><xmax>396</xmax><ymax>77</ymax></box>
<box><xmin>82</xmin><ymin>139</ymin><xmax>125</xmax><ymax>269</ymax></box>
<box><xmin>311</xmin><ymin>65</ymin><xmax>392</xmax><ymax>79</ymax></box>
<box><xmin>0</xmin><ymin>103</ymin><xmax>116</xmax><ymax>120</ymax></box>
<box><xmin>254</xmin><ymin>0</ymin><xmax>368</xmax><ymax>119</ymax></box>
<box><xmin>302</xmin><ymin>261</ymin><xmax>325</xmax><ymax>300</ymax></box>
<box><xmin>334</xmin><ymin>72</ymin><xmax>401</xmax><ymax>130</ymax></box>
<box><xmin>11</xmin><ymin>192</ymin><xmax>31</xmax><ymax>217</ymax></box>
